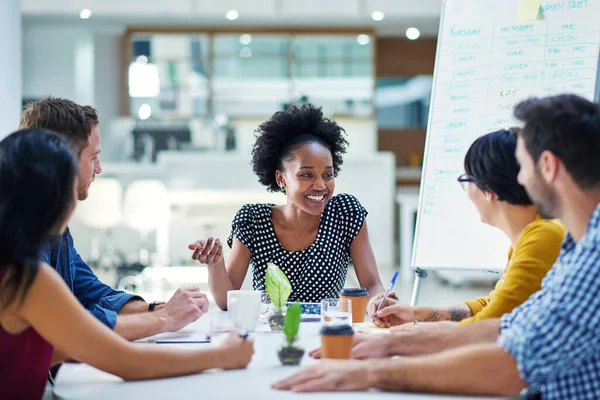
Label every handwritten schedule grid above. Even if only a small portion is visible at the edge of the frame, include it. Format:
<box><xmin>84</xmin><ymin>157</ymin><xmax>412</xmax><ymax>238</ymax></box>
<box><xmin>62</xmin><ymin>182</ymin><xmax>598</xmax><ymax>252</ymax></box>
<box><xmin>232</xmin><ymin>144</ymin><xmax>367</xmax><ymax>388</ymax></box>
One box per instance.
<box><xmin>413</xmin><ymin>0</ymin><xmax>600</xmax><ymax>269</ymax></box>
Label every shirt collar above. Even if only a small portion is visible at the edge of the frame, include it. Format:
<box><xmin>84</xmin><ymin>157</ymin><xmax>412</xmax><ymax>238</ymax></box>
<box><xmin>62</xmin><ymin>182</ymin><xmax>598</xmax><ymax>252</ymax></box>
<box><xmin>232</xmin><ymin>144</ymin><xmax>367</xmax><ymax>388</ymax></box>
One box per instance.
<box><xmin>561</xmin><ymin>201</ymin><xmax>600</xmax><ymax>251</ymax></box>
<box><xmin>583</xmin><ymin>202</ymin><xmax>600</xmax><ymax>245</ymax></box>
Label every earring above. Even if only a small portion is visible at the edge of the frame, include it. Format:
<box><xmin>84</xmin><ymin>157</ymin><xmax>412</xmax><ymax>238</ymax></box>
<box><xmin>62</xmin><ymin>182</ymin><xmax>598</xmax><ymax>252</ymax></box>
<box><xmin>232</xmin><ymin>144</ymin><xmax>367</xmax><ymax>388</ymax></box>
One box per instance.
<box><xmin>279</xmin><ymin>183</ymin><xmax>286</xmax><ymax>193</ymax></box>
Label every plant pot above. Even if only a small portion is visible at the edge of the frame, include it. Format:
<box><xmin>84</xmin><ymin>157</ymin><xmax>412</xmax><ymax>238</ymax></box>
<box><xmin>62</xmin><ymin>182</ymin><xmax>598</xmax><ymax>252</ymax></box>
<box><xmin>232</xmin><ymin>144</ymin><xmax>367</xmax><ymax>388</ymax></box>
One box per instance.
<box><xmin>277</xmin><ymin>345</ymin><xmax>305</xmax><ymax>366</ymax></box>
<box><xmin>268</xmin><ymin>306</ymin><xmax>286</xmax><ymax>331</ymax></box>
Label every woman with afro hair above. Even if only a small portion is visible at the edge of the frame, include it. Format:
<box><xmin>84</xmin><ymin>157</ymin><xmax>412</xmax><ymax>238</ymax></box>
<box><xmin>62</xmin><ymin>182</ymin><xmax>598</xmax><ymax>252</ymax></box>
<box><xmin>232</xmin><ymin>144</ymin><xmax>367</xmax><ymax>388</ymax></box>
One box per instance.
<box><xmin>189</xmin><ymin>104</ymin><xmax>385</xmax><ymax>310</ymax></box>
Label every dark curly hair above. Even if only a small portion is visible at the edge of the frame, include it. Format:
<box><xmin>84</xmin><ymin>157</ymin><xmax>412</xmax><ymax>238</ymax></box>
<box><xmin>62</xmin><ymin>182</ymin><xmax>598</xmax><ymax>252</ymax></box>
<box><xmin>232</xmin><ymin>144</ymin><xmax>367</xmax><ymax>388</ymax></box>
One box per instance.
<box><xmin>251</xmin><ymin>104</ymin><xmax>349</xmax><ymax>192</ymax></box>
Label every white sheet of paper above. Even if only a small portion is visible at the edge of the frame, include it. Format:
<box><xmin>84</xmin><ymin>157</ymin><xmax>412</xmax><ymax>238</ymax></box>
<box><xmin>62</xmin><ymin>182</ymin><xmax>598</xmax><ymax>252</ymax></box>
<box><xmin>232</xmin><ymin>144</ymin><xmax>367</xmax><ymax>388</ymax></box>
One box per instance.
<box><xmin>355</xmin><ymin>323</ymin><xmax>392</xmax><ymax>335</ymax></box>
<box><xmin>140</xmin><ymin>330</ymin><xmax>210</xmax><ymax>343</ymax></box>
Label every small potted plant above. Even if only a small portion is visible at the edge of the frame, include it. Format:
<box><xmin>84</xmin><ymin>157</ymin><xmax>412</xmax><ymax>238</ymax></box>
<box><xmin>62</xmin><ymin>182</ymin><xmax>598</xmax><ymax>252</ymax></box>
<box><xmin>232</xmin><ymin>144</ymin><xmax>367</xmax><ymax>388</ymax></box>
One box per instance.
<box><xmin>266</xmin><ymin>262</ymin><xmax>292</xmax><ymax>331</ymax></box>
<box><xmin>277</xmin><ymin>302</ymin><xmax>304</xmax><ymax>366</ymax></box>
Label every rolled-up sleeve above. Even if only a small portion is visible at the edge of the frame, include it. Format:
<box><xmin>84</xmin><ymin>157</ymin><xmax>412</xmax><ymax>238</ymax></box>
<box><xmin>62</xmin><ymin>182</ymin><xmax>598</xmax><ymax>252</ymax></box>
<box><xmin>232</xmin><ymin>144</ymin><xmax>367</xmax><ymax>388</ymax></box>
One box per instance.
<box><xmin>71</xmin><ymin>250</ymin><xmax>143</xmax><ymax>328</ymax></box>
<box><xmin>497</xmin><ymin>243</ymin><xmax>600</xmax><ymax>386</ymax></box>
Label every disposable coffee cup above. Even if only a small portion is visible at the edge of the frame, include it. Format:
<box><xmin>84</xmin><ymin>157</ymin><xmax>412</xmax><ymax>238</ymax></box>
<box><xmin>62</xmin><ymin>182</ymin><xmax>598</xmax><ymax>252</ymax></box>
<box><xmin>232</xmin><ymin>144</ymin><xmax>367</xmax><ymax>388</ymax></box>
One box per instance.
<box><xmin>340</xmin><ymin>288</ymin><xmax>369</xmax><ymax>323</ymax></box>
<box><xmin>320</xmin><ymin>324</ymin><xmax>354</xmax><ymax>360</ymax></box>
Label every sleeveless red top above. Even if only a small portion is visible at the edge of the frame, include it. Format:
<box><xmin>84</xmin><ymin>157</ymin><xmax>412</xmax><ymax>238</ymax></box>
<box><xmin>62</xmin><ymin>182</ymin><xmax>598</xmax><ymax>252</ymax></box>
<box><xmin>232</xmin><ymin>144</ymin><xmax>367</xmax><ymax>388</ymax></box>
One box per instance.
<box><xmin>0</xmin><ymin>268</ymin><xmax>54</xmax><ymax>400</ymax></box>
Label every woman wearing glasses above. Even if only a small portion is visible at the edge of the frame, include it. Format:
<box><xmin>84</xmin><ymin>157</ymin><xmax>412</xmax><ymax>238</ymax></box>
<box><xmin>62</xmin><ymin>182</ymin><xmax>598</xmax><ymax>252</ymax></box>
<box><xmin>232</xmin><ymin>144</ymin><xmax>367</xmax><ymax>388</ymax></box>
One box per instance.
<box><xmin>367</xmin><ymin>128</ymin><xmax>565</xmax><ymax>329</ymax></box>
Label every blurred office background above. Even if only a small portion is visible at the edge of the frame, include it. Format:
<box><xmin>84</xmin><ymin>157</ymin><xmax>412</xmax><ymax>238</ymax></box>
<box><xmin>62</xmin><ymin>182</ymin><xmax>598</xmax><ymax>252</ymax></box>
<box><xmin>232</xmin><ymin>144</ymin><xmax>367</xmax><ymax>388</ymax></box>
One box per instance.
<box><xmin>1</xmin><ymin>0</ymin><xmax>497</xmax><ymax>308</ymax></box>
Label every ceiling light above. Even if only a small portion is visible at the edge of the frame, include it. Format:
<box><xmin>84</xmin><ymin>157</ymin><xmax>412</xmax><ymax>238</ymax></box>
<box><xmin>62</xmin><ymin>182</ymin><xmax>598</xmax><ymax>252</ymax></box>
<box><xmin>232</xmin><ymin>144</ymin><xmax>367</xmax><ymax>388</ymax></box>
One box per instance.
<box><xmin>357</xmin><ymin>34</ymin><xmax>370</xmax><ymax>46</ymax></box>
<box><xmin>239</xmin><ymin>47</ymin><xmax>252</xmax><ymax>58</ymax></box>
<box><xmin>138</xmin><ymin>104</ymin><xmax>152</xmax><ymax>120</ymax></box>
<box><xmin>80</xmin><ymin>9</ymin><xmax>92</xmax><ymax>19</ymax></box>
<box><xmin>239</xmin><ymin>34</ymin><xmax>252</xmax><ymax>45</ymax></box>
<box><xmin>406</xmin><ymin>27</ymin><xmax>421</xmax><ymax>40</ymax></box>
<box><xmin>371</xmin><ymin>11</ymin><xmax>385</xmax><ymax>21</ymax></box>
<box><xmin>226</xmin><ymin>10</ymin><xmax>239</xmax><ymax>20</ymax></box>
<box><xmin>136</xmin><ymin>55</ymin><xmax>148</xmax><ymax>64</ymax></box>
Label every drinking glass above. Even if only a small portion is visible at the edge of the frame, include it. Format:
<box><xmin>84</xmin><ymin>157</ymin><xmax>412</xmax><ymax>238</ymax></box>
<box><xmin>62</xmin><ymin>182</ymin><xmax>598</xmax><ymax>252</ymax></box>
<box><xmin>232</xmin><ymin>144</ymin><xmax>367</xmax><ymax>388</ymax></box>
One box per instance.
<box><xmin>320</xmin><ymin>298</ymin><xmax>352</xmax><ymax>326</ymax></box>
<box><xmin>259</xmin><ymin>290</ymin><xmax>271</xmax><ymax>319</ymax></box>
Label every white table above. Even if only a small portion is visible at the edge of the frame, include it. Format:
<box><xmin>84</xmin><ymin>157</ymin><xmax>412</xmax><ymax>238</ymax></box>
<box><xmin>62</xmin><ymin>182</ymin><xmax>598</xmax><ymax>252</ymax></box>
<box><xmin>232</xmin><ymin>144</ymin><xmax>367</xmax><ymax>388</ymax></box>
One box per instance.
<box><xmin>53</xmin><ymin>313</ymin><xmax>507</xmax><ymax>400</ymax></box>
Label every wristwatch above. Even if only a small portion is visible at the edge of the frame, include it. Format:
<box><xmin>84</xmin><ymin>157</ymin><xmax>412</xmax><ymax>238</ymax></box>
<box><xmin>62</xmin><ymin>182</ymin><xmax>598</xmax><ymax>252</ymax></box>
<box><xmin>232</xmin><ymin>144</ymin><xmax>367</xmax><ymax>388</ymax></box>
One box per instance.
<box><xmin>148</xmin><ymin>301</ymin><xmax>165</xmax><ymax>312</ymax></box>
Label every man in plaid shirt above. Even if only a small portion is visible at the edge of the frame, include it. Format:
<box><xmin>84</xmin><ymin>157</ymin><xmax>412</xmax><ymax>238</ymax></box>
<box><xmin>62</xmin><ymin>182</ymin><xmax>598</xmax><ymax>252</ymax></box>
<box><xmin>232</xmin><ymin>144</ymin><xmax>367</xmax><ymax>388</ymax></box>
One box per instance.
<box><xmin>272</xmin><ymin>95</ymin><xmax>600</xmax><ymax>399</ymax></box>
<box><xmin>495</xmin><ymin>94</ymin><xmax>600</xmax><ymax>399</ymax></box>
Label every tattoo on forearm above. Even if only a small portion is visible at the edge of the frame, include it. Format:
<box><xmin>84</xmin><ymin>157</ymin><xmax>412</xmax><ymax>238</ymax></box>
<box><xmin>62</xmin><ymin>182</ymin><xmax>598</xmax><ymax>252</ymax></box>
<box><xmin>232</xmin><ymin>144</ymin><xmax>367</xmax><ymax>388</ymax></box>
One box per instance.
<box><xmin>423</xmin><ymin>311</ymin><xmax>442</xmax><ymax>322</ymax></box>
<box><xmin>448</xmin><ymin>306</ymin><xmax>472</xmax><ymax>322</ymax></box>
<box><xmin>420</xmin><ymin>306</ymin><xmax>473</xmax><ymax>322</ymax></box>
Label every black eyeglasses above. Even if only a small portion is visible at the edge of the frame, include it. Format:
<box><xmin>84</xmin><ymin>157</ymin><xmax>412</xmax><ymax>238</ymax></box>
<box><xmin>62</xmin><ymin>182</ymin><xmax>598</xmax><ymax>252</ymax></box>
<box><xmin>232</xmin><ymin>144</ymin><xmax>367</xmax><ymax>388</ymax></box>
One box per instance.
<box><xmin>457</xmin><ymin>173</ymin><xmax>475</xmax><ymax>191</ymax></box>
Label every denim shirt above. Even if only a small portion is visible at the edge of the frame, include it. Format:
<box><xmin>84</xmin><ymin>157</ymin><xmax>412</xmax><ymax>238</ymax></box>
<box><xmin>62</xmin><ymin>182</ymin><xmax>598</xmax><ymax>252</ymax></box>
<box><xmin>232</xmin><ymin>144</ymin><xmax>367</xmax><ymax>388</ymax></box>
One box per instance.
<box><xmin>40</xmin><ymin>228</ymin><xmax>142</xmax><ymax>328</ymax></box>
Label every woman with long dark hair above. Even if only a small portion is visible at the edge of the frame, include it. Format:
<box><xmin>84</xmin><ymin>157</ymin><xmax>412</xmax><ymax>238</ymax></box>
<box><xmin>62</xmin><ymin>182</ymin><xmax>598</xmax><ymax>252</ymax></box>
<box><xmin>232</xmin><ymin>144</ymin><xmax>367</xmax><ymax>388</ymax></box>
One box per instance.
<box><xmin>0</xmin><ymin>129</ymin><xmax>253</xmax><ymax>400</ymax></box>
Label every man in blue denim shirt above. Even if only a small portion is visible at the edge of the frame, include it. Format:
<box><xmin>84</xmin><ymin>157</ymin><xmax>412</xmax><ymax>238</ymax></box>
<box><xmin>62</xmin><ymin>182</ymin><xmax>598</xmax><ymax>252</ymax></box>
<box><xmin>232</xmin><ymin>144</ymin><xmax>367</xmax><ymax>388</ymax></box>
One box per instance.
<box><xmin>272</xmin><ymin>95</ymin><xmax>600</xmax><ymax>399</ymax></box>
<box><xmin>39</xmin><ymin>228</ymin><xmax>142</xmax><ymax>329</ymax></box>
<box><xmin>21</xmin><ymin>98</ymin><xmax>210</xmax><ymax>341</ymax></box>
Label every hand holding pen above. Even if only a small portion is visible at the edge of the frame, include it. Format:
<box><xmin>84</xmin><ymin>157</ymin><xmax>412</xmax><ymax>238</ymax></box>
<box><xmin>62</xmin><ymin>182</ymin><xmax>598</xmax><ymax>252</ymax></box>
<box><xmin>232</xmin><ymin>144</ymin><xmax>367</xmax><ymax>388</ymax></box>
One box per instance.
<box><xmin>371</xmin><ymin>271</ymin><xmax>399</xmax><ymax>320</ymax></box>
<box><xmin>217</xmin><ymin>331</ymin><xmax>255</xmax><ymax>370</ymax></box>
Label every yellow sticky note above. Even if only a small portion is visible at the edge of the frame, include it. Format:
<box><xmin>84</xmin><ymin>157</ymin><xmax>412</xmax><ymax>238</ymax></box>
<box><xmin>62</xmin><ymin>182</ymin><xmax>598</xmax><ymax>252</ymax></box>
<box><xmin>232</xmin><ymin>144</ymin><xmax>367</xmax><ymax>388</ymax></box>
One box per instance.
<box><xmin>517</xmin><ymin>0</ymin><xmax>541</xmax><ymax>22</ymax></box>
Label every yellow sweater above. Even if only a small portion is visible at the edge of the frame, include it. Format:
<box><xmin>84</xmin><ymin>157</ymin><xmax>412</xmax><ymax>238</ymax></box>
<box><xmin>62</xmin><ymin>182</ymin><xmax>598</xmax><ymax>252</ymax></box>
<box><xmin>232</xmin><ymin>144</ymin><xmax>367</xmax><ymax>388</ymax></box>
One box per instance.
<box><xmin>458</xmin><ymin>216</ymin><xmax>565</xmax><ymax>326</ymax></box>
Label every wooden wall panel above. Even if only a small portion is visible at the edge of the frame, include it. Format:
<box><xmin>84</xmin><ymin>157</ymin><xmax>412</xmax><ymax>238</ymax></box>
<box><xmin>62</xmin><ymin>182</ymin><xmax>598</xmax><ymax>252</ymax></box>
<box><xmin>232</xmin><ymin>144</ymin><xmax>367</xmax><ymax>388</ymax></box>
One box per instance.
<box><xmin>378</xmin><ymin>128</ymin><xmax>426</xmax><ymax>167</ymax></box>
<box><xmin>375</xmin><ymin>37</ymin><xmax>436</xmax><ymax>182</ymax></box>
<box><xmin>375</xmin><ymin>37</ymin><xmax>437</xmax><ymax>77</ymax></box>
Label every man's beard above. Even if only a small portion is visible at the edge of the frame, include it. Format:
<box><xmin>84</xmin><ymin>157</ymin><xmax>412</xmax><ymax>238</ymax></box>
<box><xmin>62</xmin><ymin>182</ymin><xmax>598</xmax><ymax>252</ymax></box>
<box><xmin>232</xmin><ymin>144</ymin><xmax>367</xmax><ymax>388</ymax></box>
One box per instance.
<box><xmin>534</xmin><ymin>197</ymin><xmax>556</xmax><ymax>219</ymax></box>
<box><xmin>78</xmin><ymin>176</ymin><xmax>94</xmax><ymax>201</ymax></box>
<box><xmin>77</xmin><ymin>187</ymin><xmax>89</xmax><ymax>201</ymax></box>
<box><xmin>527</xmin><ymin>168</ymin><xmax>559</xmax><ymax>219</ymax></box>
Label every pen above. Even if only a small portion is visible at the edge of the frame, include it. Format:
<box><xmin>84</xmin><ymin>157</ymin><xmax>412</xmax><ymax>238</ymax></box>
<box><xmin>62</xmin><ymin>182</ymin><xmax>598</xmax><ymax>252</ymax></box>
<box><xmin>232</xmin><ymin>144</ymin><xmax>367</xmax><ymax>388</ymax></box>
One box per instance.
<box><xmin>157</xmin><ymin>340</ymin><xmax>211</xmax><ymax>344</ymax></box>
<box><xmin>374</xmin><ymin>270</ymin><xmax>399</xmax><ymax>319</ymax></box>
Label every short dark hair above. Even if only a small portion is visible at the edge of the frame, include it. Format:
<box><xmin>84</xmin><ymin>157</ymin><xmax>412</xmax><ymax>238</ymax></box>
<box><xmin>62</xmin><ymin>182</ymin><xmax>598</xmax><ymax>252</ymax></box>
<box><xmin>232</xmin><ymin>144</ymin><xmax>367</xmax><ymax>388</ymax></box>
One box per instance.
<box><xmin>514</xmin><ymin>94</ymin><xmax>600</xmax><ymax>190</ymax></box>
<box><xmin>19</xmin><ymin>97</ymin><xmax>99</xmax><ymax>155</ymax></box>
<box><xmin>464</xmin><ymin>128</ymin><xmax>532</xmax><ymax>206</ymax></box>
<box><xmin>0</xmin><ymin>129</ymin><xmax>79</xmax><ymax>309</ymax></box>
<box><xmin>251</xmin><ymin>104</ymin><xmax>349</xmax><ymax>192</ymax></box>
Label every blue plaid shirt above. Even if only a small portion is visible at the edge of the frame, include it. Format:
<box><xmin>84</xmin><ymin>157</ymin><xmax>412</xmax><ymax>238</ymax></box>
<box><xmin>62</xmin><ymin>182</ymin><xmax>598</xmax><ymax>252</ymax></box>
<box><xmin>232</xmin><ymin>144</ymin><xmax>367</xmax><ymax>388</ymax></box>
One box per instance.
<box><xmin>498</xmin><ymin>202</ymin><xmax>600</xmax><ymax>400</ymax></box>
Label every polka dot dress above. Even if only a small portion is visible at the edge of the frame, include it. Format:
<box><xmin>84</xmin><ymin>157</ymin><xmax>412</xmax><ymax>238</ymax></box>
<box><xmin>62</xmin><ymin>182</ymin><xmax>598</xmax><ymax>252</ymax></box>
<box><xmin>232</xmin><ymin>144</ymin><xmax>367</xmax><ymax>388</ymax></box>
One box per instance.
<box><xmin>227</xmin><ymin>193</ymin><xmax>367</xmax><ymax>303</ymax></box>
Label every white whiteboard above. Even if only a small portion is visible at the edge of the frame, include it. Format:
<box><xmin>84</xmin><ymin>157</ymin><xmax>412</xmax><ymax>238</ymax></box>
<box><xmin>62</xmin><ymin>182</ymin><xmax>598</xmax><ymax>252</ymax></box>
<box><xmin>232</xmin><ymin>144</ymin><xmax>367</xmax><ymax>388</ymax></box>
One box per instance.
<box><xmin>413</xmin><ymin>0</ymin><xmax>600</xmax><ymax>271</ymax></box>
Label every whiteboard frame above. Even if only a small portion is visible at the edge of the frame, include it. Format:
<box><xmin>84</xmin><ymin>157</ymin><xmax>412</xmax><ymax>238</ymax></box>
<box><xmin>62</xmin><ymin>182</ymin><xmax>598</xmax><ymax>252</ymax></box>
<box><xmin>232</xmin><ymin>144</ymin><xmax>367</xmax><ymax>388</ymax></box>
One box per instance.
<box><xmin>411</xmin><ymin>0</ymin><xmax>600</xmax><ymax>274</ymax></box>
<box><xmin>411</xmin><ymin>0</ymin><xmax>472</xmax><ymax>273</ymax></box>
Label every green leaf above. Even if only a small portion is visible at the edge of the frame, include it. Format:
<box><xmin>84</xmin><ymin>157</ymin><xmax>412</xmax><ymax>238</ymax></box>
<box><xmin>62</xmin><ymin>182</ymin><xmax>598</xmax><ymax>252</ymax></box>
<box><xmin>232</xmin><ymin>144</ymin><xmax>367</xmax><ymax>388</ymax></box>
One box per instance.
<box><xmin>284</xmin><ymin>302</ymin><xmax>301</xmax><ymax>341</ymax></box>
<box><xmin>265</xmin><ymin>262</ymin><xmax>291</xmax><ymax>308</ymax></box>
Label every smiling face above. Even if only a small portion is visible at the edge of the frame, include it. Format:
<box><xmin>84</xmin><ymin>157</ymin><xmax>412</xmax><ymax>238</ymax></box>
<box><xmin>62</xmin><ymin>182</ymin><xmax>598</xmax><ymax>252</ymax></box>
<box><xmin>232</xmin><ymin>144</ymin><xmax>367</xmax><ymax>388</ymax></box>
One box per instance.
<box><xmin>77</xmin><ymin>124</ymin><xmax>102</xmax><ymax>200</ymax></box>
<box><xmin>276</xmin><ymin>142</ymin><xmax>335</xmax><ymax>216</ymax></box>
